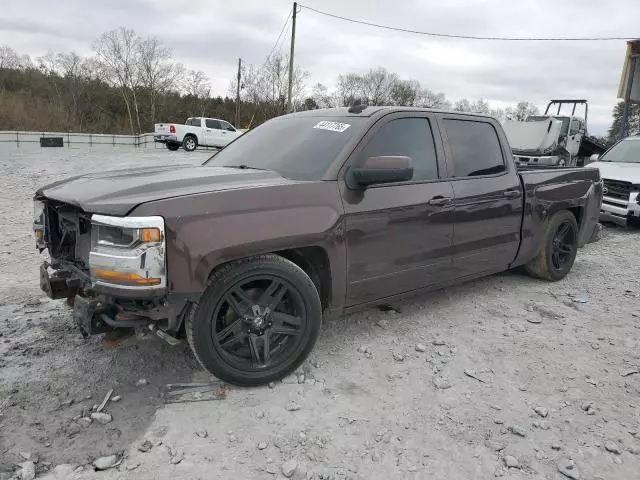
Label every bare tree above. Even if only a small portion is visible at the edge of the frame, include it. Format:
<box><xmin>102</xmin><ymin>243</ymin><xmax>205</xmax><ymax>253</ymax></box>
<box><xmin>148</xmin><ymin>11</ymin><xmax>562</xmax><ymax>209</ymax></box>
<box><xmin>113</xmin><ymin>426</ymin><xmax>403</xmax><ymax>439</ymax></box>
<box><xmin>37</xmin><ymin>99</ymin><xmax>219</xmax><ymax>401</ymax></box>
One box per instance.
<box><xmin>241</xmin><ymin>52</ymin><xmax>307</xmax><ymax>120</ymax></box>
<box><xmin>311</xmin><ymin>83</ymin><xmax>333</xmax><ymax>108</ymax></box>
<box><xmin>93</xmin><ymin>28</ymin><xmax>142</xmax><ymax>134</ymax></box>
<box><xmin>360</xmin><ymin>68</ymin><xmax>398</xmax><ymax>106</ymax></box>
<box><xmin>335</xmin><ymin>73</ymin><xmax>363</xmax><ymax>106</ymax></box>
<box><xmin>184</xmin><ymin>70</ymin><xmax>211</xmax><ymax>115</ymax></box>
<box><xmin>505</xmin><ymin>101</ymin><xmax>539</xmax><ymax>121</ymax></box>
<box><xmin>0</xmin><ymin>45</ymin><xmax>21</xmax><ymax>69</ymax></box>
<box><xmin>390</xmin><ymin>79</ymin><xmax>421</xmax><ymax>106</ymax></box>
<box><xmin>418</xmin><ymin>89</ymin><xmax>450</xmax><ymax>109</ymax></box>
<box><xmin>138</xmin><ymin>37</ymin><xmax>183</xmax><ymax>124</ymax></box>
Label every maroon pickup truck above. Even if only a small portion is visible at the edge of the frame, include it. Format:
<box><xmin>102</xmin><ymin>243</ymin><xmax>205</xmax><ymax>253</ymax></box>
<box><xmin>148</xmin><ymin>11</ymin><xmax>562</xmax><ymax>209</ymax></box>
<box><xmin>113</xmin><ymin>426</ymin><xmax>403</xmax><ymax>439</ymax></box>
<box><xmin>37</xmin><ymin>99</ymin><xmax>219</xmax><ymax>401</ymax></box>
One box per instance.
<box><xmin>34</xmin><ymin>106</ymin><xmax>602</xmax><ymax>385</ymax></box>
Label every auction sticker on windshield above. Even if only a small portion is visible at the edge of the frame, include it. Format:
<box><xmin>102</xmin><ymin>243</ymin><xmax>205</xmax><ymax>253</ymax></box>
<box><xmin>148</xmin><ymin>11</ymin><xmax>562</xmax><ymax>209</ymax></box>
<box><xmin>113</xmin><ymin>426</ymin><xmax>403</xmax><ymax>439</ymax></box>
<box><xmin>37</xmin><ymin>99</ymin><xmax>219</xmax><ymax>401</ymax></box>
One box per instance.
<box><xmin>313</xmin><ymin>121</ymin><xmax>351</xmax><ymax>133</ymax></box>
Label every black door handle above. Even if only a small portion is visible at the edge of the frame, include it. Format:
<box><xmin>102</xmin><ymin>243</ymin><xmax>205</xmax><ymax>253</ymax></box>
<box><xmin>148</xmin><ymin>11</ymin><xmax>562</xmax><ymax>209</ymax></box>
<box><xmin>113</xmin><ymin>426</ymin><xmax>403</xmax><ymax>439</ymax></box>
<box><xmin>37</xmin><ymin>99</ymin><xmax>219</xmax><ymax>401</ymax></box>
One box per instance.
<box><xmin>428</xmin><ymin>196</ymin><xmax>453</xmax><ymax>206</ymax></box>
<box><xmin>503</xmin><ymin>189</ymin><xmax>522</xmax><ymax>199</ymax></box>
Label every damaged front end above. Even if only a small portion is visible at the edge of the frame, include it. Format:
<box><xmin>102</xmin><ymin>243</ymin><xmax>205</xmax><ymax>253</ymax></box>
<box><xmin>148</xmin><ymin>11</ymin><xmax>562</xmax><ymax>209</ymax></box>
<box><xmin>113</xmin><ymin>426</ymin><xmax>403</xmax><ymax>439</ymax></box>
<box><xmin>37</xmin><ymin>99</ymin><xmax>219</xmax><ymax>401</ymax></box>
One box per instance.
<box><xmin>34</xmin><ymin>197</ymin><xmax>186</xmax><ymax>343</ymax></box>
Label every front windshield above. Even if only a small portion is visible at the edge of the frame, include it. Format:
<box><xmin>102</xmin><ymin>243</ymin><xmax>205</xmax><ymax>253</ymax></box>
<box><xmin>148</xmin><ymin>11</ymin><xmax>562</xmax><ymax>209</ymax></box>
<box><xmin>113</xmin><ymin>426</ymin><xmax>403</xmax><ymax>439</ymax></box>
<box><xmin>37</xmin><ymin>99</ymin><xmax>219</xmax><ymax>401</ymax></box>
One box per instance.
<box><xmin>205</xmin><ymin>116</ymin><xmax>365</xmax><ymax>180</ymax></box>
<box><xmin>600</xmin><ymin>137</ymin><xmax>640</xmax><ymax>163</ymax></box>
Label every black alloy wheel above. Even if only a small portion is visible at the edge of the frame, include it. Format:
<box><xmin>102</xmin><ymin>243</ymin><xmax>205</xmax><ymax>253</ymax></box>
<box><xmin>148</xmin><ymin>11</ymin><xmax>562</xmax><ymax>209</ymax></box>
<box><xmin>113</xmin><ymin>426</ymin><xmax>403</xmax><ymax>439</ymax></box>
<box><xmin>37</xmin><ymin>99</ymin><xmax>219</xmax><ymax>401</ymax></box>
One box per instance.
<box><xmin>550</xmin><ymin>220</ymin><xmax>576</xmax><ymax>273</ymax></box>
<box><xmin>186</xmin><ymin>255</ymin><xmax>322</xmax><ymax>386</ymax></box>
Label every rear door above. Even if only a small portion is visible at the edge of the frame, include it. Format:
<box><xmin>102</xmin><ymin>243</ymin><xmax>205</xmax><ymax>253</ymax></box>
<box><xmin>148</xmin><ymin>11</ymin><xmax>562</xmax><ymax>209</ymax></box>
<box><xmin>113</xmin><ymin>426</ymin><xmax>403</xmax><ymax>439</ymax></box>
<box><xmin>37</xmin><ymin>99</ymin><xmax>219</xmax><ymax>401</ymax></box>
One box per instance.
<box><xmin>340</xmin><ymin>112</ymin><xmax>455</xmax><ymax>305</ymax></box>
<box><xmin>439</xmin><ymin>116</ymin><xmax>523</xmax><ymax>278</ymax></box>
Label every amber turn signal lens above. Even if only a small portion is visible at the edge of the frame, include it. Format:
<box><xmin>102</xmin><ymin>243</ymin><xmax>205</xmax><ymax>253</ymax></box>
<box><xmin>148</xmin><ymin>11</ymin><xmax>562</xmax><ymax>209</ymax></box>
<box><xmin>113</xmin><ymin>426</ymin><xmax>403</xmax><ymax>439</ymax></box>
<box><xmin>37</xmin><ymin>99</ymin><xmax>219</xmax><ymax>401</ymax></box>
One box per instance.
<box><xmin>140</xmin><ymin>227</ymin><xmax>161</xmax><ymax>243</ymax></box>
<box><xmin>92</xmin><ymin>268</ymin><xmax>161</xmax><ymax>286</ymax></box>
<box><xmin>34</xmin><ymin>229</ymin><xmax>44</xmax><ymax>242</ymax></box>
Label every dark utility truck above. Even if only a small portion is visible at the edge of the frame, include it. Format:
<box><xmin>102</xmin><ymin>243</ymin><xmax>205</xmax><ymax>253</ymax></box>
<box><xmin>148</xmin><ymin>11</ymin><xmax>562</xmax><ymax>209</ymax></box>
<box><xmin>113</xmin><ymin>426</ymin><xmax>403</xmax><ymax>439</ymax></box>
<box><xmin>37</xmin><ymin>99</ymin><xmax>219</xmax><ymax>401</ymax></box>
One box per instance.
<box><xmin>34</xmin><ymin>106</ymin><xmax>602</xmax><ymax>386</ymax></box>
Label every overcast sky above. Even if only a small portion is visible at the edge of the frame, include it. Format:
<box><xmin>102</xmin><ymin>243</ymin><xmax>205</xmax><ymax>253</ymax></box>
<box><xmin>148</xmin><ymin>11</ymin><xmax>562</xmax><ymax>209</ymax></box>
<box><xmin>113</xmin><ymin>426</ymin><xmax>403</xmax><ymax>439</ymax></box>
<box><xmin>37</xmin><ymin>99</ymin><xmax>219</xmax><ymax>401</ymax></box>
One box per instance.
<box><xmin>2</xmin><ymin>0</ymin><xmax>638</xmax><ymax>134</ymax></box>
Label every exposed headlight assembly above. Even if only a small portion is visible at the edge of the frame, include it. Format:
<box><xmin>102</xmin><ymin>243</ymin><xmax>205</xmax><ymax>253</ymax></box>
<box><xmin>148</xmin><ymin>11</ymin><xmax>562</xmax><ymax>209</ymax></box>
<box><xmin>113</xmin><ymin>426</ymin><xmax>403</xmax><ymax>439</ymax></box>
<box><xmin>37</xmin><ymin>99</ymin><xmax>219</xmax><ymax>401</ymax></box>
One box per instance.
<box><xmin>90</xmin><ymin>215</ymin><xmax>166</xmax><ymax>289</ymax></box>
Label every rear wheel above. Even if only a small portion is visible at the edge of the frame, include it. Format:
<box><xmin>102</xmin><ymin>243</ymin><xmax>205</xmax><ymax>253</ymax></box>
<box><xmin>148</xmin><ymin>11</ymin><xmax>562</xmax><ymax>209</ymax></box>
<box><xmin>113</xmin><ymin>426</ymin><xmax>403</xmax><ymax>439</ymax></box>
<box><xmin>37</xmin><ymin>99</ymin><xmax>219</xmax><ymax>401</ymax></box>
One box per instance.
<box><xmin>525</xmin><ymin>210</ymin><xmax>579</xmax><ymax>281</ymax></box>
<box><xmin>186</xmin><ymin>255</ymin><xmax>322</xmax><ymax>386</ymax></box>
<box><xmin>166</xmin><ymin>142</ymin><xmax>180</xmax><ymax>151</ymax></box>
<box><xmin>183</xmin><ymin>135</ymin><xmax>197</xmax><ymax>152</ymax></box>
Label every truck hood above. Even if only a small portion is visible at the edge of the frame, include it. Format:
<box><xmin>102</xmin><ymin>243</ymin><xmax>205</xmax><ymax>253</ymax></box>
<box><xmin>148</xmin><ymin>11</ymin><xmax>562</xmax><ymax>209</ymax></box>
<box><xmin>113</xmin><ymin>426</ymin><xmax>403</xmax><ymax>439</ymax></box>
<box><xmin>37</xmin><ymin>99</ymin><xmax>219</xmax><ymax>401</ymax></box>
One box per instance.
<box><xmin>590</xmin><ymin>161</ymin><xmax>640</xmax><ymax>185</ymax></box>
<box><xmin>503</xmin><ymin>117</ymin><xmax>562</xmax><ymax>154</ymax></box>
<box><xmin>37</xmin><ymin>165</ymin><xmax>291</xmax><ymax>216</ymax></box>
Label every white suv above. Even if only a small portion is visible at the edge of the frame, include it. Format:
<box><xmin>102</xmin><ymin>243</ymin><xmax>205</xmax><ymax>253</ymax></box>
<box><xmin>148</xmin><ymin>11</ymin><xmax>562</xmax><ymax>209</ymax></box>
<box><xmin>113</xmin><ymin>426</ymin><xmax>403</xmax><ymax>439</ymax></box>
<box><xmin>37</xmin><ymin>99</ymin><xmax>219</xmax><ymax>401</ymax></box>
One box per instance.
<box><xmin>591</xmin><ymin>135</ymin><xmax>640</xmax><ymax>226</ymax></box>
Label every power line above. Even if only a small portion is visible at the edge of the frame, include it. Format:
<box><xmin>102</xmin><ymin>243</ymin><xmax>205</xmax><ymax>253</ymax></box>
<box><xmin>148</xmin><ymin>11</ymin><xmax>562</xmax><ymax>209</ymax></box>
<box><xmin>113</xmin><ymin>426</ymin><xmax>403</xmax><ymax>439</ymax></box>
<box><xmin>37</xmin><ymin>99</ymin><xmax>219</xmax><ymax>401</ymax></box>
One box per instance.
<box><xmin>262</xmin><ymin>10</ymin><xmax>292</xmax><ymax>69</ymax></box>
<box><xmin>299</xmin><ymin>3</ymin><xmax>637</xmax><ymax>41</ymax></box>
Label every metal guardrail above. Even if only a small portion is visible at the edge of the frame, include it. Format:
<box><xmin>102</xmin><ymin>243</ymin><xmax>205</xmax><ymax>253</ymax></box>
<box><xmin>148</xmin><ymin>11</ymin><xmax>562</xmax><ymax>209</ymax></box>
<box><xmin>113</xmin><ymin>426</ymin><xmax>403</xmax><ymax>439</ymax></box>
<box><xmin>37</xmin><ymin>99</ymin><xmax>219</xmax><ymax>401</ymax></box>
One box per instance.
<box><xmin>0</xmin><ymin>131</ymin><xmax>157</xmax><ymax>147</ymax></box>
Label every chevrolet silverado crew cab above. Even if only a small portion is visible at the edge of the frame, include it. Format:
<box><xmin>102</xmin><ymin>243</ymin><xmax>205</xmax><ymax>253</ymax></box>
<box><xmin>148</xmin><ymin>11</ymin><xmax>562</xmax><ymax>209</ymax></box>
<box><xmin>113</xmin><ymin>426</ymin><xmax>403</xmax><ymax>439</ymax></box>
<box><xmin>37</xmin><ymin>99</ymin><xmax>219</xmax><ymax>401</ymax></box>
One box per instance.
<box><xmin>154</xmin><ymin>117</ymin><xmax>245</xmax><ymax>151</ymax></box>
<box><xmin>589</xmin><ymin>135</ymin><xmax>640</xmax><ymax>226</ymax></box>
<box><xmin>34</xmin><ymin>106</ymin><xmax>602</xmax><ymax>386</ymax></box>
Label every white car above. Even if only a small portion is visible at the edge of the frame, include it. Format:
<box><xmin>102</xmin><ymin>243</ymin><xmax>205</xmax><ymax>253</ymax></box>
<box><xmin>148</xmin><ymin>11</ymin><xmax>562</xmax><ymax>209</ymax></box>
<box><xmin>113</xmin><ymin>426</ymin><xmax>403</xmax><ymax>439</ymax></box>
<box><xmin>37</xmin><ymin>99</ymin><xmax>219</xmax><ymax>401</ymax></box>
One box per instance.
<box><xmin>590</xmin><ymin>135</ymin><xmax>640</xmax><ymax>226</ymax></box>
<box><xmin>154</xmin><ymin>117</ymin><xmax>246</xmax><ymax>152</ymax></box>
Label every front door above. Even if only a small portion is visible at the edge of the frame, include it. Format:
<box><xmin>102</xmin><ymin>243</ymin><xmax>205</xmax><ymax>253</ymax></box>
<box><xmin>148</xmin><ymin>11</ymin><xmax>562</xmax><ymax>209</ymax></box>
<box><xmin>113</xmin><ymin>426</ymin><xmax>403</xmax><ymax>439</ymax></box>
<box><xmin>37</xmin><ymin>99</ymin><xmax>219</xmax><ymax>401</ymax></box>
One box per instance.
<box><xmin>439</xmin><ymin>116</ymin><xmax>523</xmax><ymax>278</ymax></box>
<box><xmin>341</xmin><ymin>114</ymin><xmax>455</xmax><ymax>306</ymax></box>
<box><xmin>204</xmin><ymin>119</ymin><xmax>222</xmax><ymax>146</ymax></box>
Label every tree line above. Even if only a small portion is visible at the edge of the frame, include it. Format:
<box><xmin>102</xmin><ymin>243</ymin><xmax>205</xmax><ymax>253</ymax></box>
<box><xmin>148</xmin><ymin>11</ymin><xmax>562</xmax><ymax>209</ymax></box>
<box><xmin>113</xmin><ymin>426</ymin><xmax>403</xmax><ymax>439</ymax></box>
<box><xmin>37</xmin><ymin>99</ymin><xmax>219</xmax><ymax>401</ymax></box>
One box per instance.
<box><xmin>0</xmin><ymin>28</ymin><xmax>637</xmax><ymax>142</ymax></box>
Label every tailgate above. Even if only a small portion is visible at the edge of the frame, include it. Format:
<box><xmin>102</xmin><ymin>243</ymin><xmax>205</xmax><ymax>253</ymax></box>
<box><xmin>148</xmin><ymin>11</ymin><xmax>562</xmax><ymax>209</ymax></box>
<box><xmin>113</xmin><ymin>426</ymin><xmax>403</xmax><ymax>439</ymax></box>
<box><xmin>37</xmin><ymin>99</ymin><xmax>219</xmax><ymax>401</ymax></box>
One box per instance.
<box><xmin>155</xmin><ymin>123</ymin><xmax>170</xmax><ymax>135</ymax></box>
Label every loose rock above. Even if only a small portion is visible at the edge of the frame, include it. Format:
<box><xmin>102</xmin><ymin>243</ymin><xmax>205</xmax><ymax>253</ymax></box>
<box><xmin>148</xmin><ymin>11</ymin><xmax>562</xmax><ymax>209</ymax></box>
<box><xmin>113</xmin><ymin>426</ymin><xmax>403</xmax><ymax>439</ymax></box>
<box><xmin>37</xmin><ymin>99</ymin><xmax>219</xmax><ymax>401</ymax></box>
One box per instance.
<box><xmin>415</xmin><ymin>343</ymin><xmax>427</xmax><ymax>352</ymax></box>
<box><xmin>503</xmin><ymin>455</ymin><xmax>519</xmax><ymax>468</ymax></box>
<box><xmin>508</xmin><ymin>425</ymin><xmax>527</xmax><ymax>437</ymax></box>
<box><xmin>18</xmin><ymin>461</ymin><xmax>36</xmax><ymax>480</ymax></box>
<box><xmin>281</xmin><ymin>459</ymin><xmax>298</xmax><ymax>478</ymax></box>
<box><xmin>392</xmin><ymin>352</ymin><xmax>405</xmax><ymax>362</ymax></box>
<box><xmin>195</xmin><ymin>428</ymin><xmax>208</xmax><ymax>438</ymax></box>
<box><xmin>534</xmin><ymin>406</ymin><xmax>549</xmax><ymax>418</ymax></box>
<box><xmin>76</xmin><ymin>417</ymin><xmax>92</xmax><ymax>428</ymax></box>
<box><xmin>138</xmin><ymin>439</ymin><xmax>153</xmax><ymax>452</ymax></box>
<box><xmin>557</xmin><ymin>458</ymin><xmax>580</xmax><ymax>479</ymax></box>
<box><xmin>268</xmin><ymin>382</ymin><xmax>275</xmax><ymax>389</ymax></box>
<box><xmin>90</xmin><ymin>412</ymin><xmax>113</xmax><ymax>424</ymax></box>
<box><xmin>433</xmin><ymin>376</ymin><xmax>453</xmax><ymax>390</ymax></box>
<box><xmin>93</xmin><ymin>455</ymin><xmax>118</xmax><ymax>471</ymax></box>
<box><xmin>376</xmin><ymin>319</ymin><xmax>389</xmax><ymax>328</ymax></box>
<box><xmin>286</xmin><ymin>402</ymin><xmax>301</xmax><ymax>411</ymax></box>
<box><xmin>136</xmin><ymin>378</ymin><xmax>148</xmax><ymax>387</ymax></box>
<box><xmin>605</xmin><ymin>440</ymin><xmax>621</xmax><ymax>454</ymax></box>
<box><xmin>111</xmin><ymin>395</ymin><xmax>122</xmax><ymax>402</ymax></box>
<box><xmin>258</xmin><ymin>441</ymin><xmax>268</xmax><ymax>450</ymax></box>
<box><xmin>66</xmin><ymin>422</ymin><xmax>82</xmax><ymax>437</ymax></box>
<box><xmin>432</xmin><ymin>339</ymin><xmax>446</xmax><ymax>346</ymax></box>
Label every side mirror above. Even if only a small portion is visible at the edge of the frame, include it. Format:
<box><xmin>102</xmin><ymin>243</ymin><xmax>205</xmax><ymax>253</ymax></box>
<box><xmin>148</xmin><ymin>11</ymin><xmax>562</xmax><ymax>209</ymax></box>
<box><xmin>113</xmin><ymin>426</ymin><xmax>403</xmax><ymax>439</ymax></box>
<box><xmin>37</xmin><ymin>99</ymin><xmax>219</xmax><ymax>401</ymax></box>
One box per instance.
<box><xmin>590</xmin><ymin>154</ymin><xmax>600</xmax><ymax>162</ymax></box>
<box><xmin>347</xmin><ymin>156</ymin><xmax>413</xmax><ymax>189</ymax></box>
<box><xmin>227</xmin><ymin>126</ymin><xmax>235</xmax><ymax>132</ymax></box>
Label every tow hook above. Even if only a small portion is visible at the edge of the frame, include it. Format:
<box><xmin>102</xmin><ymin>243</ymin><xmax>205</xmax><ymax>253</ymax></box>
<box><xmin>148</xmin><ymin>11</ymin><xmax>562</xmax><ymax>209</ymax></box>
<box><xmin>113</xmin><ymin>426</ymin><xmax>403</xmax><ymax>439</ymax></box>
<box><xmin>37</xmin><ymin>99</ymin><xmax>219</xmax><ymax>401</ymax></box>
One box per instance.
<box><xmin>148</xmin><ymin>323</ymin><xmax>181</xmax><ymax>346</ymax></box>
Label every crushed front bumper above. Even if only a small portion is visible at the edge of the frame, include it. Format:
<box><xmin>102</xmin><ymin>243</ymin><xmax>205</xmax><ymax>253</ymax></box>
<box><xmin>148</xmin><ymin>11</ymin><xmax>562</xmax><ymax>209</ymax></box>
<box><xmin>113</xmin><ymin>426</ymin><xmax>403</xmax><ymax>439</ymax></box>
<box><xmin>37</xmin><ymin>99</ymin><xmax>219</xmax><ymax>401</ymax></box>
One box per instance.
<box><xmin>40</xmin><ymin>261</ymin><xmax>187</xmax><ymax>338</ymax></box>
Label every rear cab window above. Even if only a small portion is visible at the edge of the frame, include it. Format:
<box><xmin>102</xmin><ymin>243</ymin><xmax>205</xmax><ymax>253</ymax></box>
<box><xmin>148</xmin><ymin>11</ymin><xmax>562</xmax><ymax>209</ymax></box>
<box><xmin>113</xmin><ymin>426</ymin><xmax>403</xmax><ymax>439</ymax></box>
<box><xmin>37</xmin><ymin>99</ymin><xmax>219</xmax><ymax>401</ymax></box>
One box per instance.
<box><xmin>442</xmin><ymin>119</ymin><xmax>506</xmax><ymax>177</ymax></box>
<box><xmin>188</xmin><ymin>118</ymin><xmax>202</xmax><ymax>127</ymax></box>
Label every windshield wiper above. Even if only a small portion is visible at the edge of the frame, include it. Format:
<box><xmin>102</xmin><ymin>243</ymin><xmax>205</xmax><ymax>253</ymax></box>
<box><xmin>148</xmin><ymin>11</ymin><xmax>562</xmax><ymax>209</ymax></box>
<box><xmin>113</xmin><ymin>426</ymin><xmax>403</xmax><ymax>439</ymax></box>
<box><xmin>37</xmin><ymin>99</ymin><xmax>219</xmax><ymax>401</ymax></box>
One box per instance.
<box><xmin>226</xmin><ymin>164</ymin><xmax>269</xmax><ymax>171</ymax></box>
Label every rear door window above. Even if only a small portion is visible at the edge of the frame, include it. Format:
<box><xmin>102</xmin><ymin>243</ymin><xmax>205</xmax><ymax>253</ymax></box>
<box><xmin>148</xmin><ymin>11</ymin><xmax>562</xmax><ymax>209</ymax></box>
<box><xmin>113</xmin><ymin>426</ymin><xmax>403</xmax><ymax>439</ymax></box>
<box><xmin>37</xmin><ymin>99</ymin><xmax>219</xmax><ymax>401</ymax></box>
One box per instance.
<box><xmin>360</xmin><ymin>117</ymin><xmax>439</xmax><ymax>181</ymax></box>
<box><xmin>443</xmin><ymin>119</ymin><xmax>505</xmax><ymax>177</ymax></box>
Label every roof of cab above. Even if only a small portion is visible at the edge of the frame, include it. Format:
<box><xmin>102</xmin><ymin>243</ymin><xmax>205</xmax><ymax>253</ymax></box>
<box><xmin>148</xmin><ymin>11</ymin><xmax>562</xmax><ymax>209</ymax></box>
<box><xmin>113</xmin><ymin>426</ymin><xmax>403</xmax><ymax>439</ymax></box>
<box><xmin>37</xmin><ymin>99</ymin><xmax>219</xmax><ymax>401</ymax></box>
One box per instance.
<box><xmin>285</xmin><ymin>106</ymin><xmax>495</xmax><ymax>120</ymax></box>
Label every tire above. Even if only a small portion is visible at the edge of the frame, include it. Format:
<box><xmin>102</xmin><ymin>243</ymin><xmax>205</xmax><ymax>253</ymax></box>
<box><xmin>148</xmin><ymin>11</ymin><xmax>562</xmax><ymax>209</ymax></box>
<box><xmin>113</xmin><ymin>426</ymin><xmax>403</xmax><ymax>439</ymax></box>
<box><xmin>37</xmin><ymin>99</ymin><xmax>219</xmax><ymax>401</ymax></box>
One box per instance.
<box><xmin>186</xmin><ymin>254</ymin><xmax>322</xmax><ymax>386</ymax></box>
<box><xmin>166</xmin><ymin>142</ymin><xmax>180</xmax><ymax>151</ymax></box>
<box><xmin>525</xmin><ymin>210</ymin><xmax>579</xmax><ymax>281</ymax></box>
<box><xmin>183</xmin><ymin>135</ymin><xmax>198</xmax><ymax>152</ymax></box>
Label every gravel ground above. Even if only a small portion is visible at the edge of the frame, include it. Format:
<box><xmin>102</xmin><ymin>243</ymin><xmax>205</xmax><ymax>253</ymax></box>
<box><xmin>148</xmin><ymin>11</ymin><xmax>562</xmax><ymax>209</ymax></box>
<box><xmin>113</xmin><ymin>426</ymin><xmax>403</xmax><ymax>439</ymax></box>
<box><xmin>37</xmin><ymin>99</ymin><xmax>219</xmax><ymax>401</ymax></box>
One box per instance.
<box><xmin>1</xmin><ymin>145</ymin><xmax>639</xmax><ymax>480</ymax></box>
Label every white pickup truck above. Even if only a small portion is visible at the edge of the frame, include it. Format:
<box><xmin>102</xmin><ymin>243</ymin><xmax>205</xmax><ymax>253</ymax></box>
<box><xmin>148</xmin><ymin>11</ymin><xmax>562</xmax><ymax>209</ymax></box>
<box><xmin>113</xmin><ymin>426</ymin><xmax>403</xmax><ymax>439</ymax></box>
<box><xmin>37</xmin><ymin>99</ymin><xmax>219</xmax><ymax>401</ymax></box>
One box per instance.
<box><xmin>590</xmin><ymin>135</ymin><xmax>640</xmax><ymax>226</ymax></box>
<box><xmin>154</xmin><ymin>117</ymin><xmax>246</xmax><ymax>152</ymax></box>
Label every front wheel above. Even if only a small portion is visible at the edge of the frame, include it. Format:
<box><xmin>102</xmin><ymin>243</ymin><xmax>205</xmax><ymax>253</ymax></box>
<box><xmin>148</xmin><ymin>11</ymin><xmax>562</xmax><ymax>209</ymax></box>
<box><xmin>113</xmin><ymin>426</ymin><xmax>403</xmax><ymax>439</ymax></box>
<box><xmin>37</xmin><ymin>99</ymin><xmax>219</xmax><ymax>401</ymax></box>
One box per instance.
<box><xmin>525</xmin><ymin>210</ymin><xmax>579</xmax><ymax>281</ymax></box>
<box><xmin>183</xmin><ymin>135</ymin><xmax>197</xmax><ymax>152</ymax></box>
<box><xmin>186</xmin><ymin>255</ymin><xmax>322</xmax><ymax>386</ymax></box>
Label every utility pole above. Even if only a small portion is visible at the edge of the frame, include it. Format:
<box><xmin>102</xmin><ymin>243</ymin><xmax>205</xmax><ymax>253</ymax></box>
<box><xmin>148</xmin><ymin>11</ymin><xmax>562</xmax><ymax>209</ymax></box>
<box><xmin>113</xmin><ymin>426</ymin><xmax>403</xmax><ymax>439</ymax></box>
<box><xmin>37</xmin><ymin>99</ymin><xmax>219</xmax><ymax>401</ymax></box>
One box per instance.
<box><xmin>235</xmin><ymin>58</ymin><xmax>242</xmax><ymax>128</ymax></box>
<box><xmin>286</xmin><ymin>2</ymin><xmax>297</xmax><ymax>113</ymax></box>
